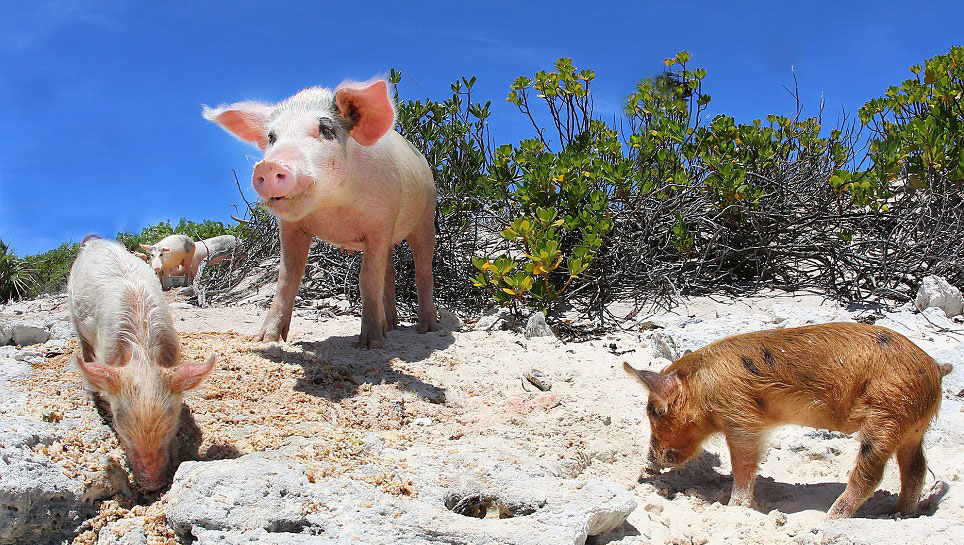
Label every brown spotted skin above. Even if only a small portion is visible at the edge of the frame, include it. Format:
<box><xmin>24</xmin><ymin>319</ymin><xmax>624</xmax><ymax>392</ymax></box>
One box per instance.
<box><xmin>624</xmin><ymin>322</ymin><xmax>949</xmax><ymax>518</ymax></box>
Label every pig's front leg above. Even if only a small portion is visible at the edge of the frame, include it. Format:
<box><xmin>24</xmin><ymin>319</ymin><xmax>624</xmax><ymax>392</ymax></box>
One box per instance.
<box><xmin>357</xmin><ymin>239</ymin><xmax>390</xmax><ymax>349</ymax></box>
<box><xmin>256</xmin><ymin>223</ymin><xmax>311</xmax><ymax>342</ymax></box>
<box><xmin>725</xmin><ymin>430</ymin><xmax>763</xmax><ymax>509</ymax></box>
<box><xmin>160</xmin><ymin>271</ymin><xmax>172</xmax><ymax>291</ymax></box>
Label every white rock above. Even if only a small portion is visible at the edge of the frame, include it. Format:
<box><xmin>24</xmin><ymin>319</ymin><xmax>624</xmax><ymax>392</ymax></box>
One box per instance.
<box><xmin>524</xmin><ymin>312</ymin><xmax>554</xmax><ymax>339</ymax></box>
<box><xmin>97</xmin><ymin>518</ymin><xmax>148</xmax><ymax>545</ymax></box>
<box><xmin>475</xmin><ymin>308</ymin><xmax>514</xmax><ymax>331</ymax></box>
<box><xmin>915</xmin><ymin>275</ymin><xmax>964</xmax><ymax>317</ymax></box>
<box><xmin>10</xmin><ymin>321</ymin><xmax>50</xmax><ymax>346</ymax></box>
<box><xmin>413</xmin><ymin>417</ymin><xmax>432</xmax><ymax>427</ymax></box>
<box><xmin>165</xmin><ymin>446</ymin><xmax>636</xmax><ymax>545</ymax></box>
<box><xmin>46</xmin><ymin>321</ymin><xmax>74</xmax><ymax>341</ymax></box>
<box><xmin>649</xmin><ymin>331</ymin><xmax>680</xmax><ymax>361</ymax></box>
<box><xmin>438</xmin><ymin>308</ymin><xmax>463</xmax><ymax>332</ymax></box>
<box><xmin>0</xmin><ymin>320</ymin><xmax>12</xmax><ymax>346</ymax></box>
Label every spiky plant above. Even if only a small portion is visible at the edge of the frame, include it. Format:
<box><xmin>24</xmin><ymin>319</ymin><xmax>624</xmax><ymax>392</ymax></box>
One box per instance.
<box><xmin>0</xmin><ymin>239</ymin><xmax>35</xmax><ymax>302</ymax></box>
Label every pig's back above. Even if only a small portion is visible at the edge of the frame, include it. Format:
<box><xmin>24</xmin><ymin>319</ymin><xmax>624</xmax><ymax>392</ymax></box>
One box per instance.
<box><xmin>690</xmin><ymin>322</ymin><xmax>944</xmax><ymax>430</ymax></box>
<box><xmin>68</xmin><ymin>239</ymin><xmax>173</xmax><ymax>362</ymax></box>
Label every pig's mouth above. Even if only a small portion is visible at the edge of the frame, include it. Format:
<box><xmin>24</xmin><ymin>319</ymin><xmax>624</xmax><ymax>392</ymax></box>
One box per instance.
<box><xmin>263</xmin><ymin>185</ymin><xmax>311</xmax><ymax>207</ymax></box>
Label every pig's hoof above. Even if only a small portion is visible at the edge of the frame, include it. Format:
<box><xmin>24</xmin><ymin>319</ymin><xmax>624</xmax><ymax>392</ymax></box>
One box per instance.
<box><xmin>355</xmin><ymin>334</ymin><xmax>384</xmax><ymax>349</ymax></box>
<box><xmin>417</xmin><ymin>320</ymin><xmax>438</xmax><ymax>334</ymax></box>
<box><xmin>727</xmin><ymin>495</ymin><xmax>754</xmax><ymax>509</ymax></box>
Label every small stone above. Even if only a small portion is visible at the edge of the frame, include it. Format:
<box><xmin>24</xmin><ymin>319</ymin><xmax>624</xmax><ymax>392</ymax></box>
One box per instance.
<box><xmin>438</xmin><ymin>308</ymin><xmax>463</xmax><ymax>332</ymax></box>
<box><xmin>413</xmin><ymin>417</ymin><xmax>432</xmax><ymax>427</ymax></box>
<box><xmin>46</xmin><ymin>321</ymin><xmax>74</xmax><ymax>341</ymax></box>
<box><xmin>524</xmin><ymin>369</ymin><xmax>552</xmax><ymax>391</ymax></box>
<box><xmin>11</xmin><ymin>322</ymin><xmax>50</xmax><ymax>346</ymax></box>
<box><xmin>524</xmin><ymin>313</ymin><xmax>554</xmax><ymax>339</ymax></box>
<box><xmin>650</xmin><ymin>332</ymin><xmax>679</xmax><ymax>361</ymax></box>
<box><xmin>475</xmin><ymin>308</ymin><xmax>514</xmax><ymax>331</ymax></box>
<box><xmin>0</xmin><ymin>320</ymin><xmax>13</xmax><ymax>345</ymax></box>
<box><xmin>915</xmin><ymin>275</ymin><xmax>963</xmax><ymax>317</ymax></box>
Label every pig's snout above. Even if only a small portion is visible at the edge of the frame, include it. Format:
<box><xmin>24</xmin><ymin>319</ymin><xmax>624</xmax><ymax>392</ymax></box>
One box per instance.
<box><xmin>647</xmin><ymin>444</ymin><xmax>679</xmax><ymax>470</ymax></box>
<box><xmin>253</xmin><ymin>161</ymin><xmax>295</xmax><ymax>199</ymax></box>
<box><xmin>129</xmin><ymin>448</ymin><xmax>170</xmax><ymax>491</ymax></box>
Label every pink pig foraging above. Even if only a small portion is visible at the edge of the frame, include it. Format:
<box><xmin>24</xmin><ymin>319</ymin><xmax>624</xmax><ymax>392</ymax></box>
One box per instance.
<box><xmin>68</xmin><ymin>236</ymin><xmax>216</xmax><ymax>490</ymax></box>
<box><xmin>139</xmin><ymin>234</ymin><xmax>196</xmax><ymax>290</ymax></box>
<box><xmin>203</xmin><ymin>79</ymin><xmax>438</xmax><ymax>348</ymax></box>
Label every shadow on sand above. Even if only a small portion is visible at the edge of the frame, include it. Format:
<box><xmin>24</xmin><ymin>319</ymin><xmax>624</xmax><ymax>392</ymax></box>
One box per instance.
<box><xmin>251</xmin><ymin>325</ymin><xmax>453</xmax><ymax>404</ymax></box>
<box><xmin>637</xmin><ymin>449</ymin><xmax>930</xmax><ymax>518</ymax></box>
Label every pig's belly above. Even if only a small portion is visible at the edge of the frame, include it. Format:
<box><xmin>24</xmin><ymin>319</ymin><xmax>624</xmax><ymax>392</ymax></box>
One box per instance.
<box><xmin>304</xmin><ymin>210</ymin><xmax>418</xmax><ymax>251</ymax></box>
<box><xmin>777</xmin><ymin>407</ymin><xmax>862</xmax><ymax>435</ymax></box>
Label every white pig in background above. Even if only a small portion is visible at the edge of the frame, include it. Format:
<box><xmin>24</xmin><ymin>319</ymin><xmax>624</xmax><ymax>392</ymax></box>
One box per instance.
<box><xmin>190</xmin><ymin>234</ymin><xmax>239</xmax><ymax>277</ymax></box>
<box><xmin>140</xmin><ymin>234</ymin><xmax>195</xmax><ymax>290</ymax></box>
<box><xmin>203</xmin><ymin>79</ymin><xmax>438</xmax><ymax>348</ymax></box>
<box><xmin>68</xmin><ymin>235</ymin><xmax>216</xmax><ymax>490</ymax></box>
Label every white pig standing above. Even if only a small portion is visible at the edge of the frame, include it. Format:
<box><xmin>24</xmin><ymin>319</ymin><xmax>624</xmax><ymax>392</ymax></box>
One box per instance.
<box><xmin>68</xmin><ymin>235</ymin><xmax>216</xmax><ymax>490</ymax></box>
<box><xmin>203</xmin><ymin>79</ymin><xmax>438</xmax><ymax>348</ymax></box>
<box><xmin>190</xmin><ymin>234</ymin><xmax>239</xmax><ymax>277</ymax></box>
<box><xmin>140</xmin><ymin>234</ymin><xmax>196</xmax><ymax>290</ymax></box>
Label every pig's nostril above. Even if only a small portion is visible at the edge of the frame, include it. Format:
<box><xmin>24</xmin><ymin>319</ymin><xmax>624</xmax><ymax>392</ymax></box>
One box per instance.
<box><xmin>257</xmin><ymin>176</ymin><xmax>265</xmax><ymax>185</ymax></box>
<box><xmin>276</xmin><ymin>173</ymin><xmax>285</xmax><ymax>180</ymax></box>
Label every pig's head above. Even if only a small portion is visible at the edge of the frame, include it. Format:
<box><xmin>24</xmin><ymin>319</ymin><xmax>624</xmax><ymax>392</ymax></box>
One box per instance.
<box><xmin>75</xmin><ymin>351</ymin><xmax>216</xmax><ymax>490</ymax></box>
<box><xmin>139</xmin><ymin>244</ymin><xmax>171</xmax><ymax>275</ymax></box>
<box><xmin>203</xmin><ymin>79</ymin><xmax>396</xmax><ymax>221</ymax></box>
<box><xmin>623</xmin><ymin>361</ymin><xmax>713</xmax><ymax>472</ymax></box>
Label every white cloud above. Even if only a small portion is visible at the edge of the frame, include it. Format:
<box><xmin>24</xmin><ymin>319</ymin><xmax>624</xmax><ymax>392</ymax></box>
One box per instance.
<box><xmin>0</xmin><ymin>1</ymin><xmax>124</xmax><ymax>52</ymax></box>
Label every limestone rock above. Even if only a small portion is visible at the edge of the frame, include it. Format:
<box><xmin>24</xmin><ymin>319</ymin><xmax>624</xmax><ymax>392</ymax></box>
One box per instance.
<box><xmin>10</xmin><ymin>321</ymin><xmax>50</xmax><ymax>346</ymax></box>
<box><xmin>524</xmin><ymin>313</ymin><xmax>554</xmax><ymax>339</ymax></box>
<box><xmin>915</xmin><ymin>275</ymin><xmax>963</xmax><ymax>317</ymax></box>
<box><xmin>476</xmin><ymin>308</ymin><xmax>515</xmax><ymax>332</ymax></box>
<box><xmin>165</xmin><ymin>446</ymin><xmax>636</xmax><ymax>545</ymax></box>
<box><xmin>438</xmin><ymin>308</ymin><xmax>463</xmax><ymax>332</ymax></box>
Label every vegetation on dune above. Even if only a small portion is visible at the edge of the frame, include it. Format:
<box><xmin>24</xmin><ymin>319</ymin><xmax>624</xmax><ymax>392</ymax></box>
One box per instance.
<box><xmin>3</xmin><ymin>47</ymin><xmax>962</xmax><ymax>324</ymax></box>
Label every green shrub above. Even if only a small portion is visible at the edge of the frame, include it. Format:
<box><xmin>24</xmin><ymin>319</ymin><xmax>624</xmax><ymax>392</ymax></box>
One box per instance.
<box><xmin>860</xmin><ymin>45</ymin><xmax>963</xmax><ymax>192</ymax></box>
<box><xmin>0</xmin><ymin>240</ymin><xmax>35</xmax><ymax>302</ymax></box>
<box><xmin>24</xmin><ymin>241</ymin><xmax>80</xmax><ymax>296</ymax></box>
<box><xmin>471</xmin><ymin>59</ymin><xmax>616</xmax><ymax>315</ymax></box>
<box><xmin>116</xmin><ymin>218</ymin><xmax>237</xmax><ymax>251</ymax></box>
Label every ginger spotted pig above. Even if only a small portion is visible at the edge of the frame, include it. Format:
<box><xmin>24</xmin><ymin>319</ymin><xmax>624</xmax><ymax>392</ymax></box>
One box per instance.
<box><xmin>623</xmin><ymin>322</ymin><xmax>952</xmax><ymax>518</ymax></box>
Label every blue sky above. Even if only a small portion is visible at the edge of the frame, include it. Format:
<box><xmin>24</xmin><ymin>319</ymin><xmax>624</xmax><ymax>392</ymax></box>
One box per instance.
<box><xmin>1</xmin><ymin>1</ymin><xmax>961</xmax><ymax>255</ymax></box>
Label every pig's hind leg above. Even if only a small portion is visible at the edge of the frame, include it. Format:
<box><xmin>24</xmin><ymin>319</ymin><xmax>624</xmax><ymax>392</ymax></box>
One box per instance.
<box><xmin>407</xmin><ymin>214</ymin><xmax>437</xmax><ymax>334</ymax></box>
<box><xmin>828</xmin><ymin>421</ymin><xmax>900</xmax><ymax>518</ymax></box>
<box><xmin>895</xmin><ymin>428</ymin><xmax>928</xmax><ymax>516</ymax></box>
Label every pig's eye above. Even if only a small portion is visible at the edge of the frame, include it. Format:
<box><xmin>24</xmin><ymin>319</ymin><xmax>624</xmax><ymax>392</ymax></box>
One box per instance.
<box><xmin>647</xmin><ymin>404</ymin><xmax>664</xmax><ymax>419</ymax></box>
<box><xmin>318</xmin><ymin>118</ymin><xmax>335</xmax><ymax>140</ymax></box>
<box><xmin>267</xmin><ymin>131</ymin><xmax>277</xmax><ymax>146</ymax></box>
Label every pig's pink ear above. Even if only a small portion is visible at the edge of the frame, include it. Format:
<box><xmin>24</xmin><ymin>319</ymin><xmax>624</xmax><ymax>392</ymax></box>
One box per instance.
<box><xmin>75</xmin><ymin>352</ymin><xmax>122</xmax><ymax>394</ymax></box>
<box><xmin>170</xmin><ymin>354</ymin><xmax>217</xmax><ymax>393</ymax></box>
<box><xmin>161</xmin><ymin>248</ymin><xmax>171</xmax><ymax>254</ymax></box>
<box><xmin>202</xmin><ymin>102</ymin><xmax>276</xmax><ymax>150</ymax></box>
<box><xmin>623</xmin><ymin>362</ymin><xmax>681</xmax><ymax>402</ymax></box>
<box><xmin>335</xmin><ymin>80</ymin><xmax>395</xmax><ymax>146</ymax></box>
